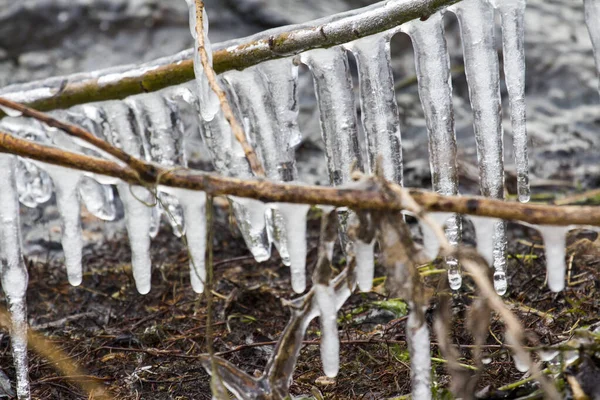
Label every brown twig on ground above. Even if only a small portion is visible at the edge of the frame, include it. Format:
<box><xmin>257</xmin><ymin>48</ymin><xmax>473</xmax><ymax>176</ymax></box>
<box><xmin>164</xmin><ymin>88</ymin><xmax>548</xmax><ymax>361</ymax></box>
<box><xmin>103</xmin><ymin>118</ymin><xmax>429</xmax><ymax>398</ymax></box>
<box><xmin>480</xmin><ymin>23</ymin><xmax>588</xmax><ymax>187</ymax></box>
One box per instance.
<box><xmin>458</xmin><ymin>254</ymin><xmax>561</xmax><ymax>400</ymax></box>
<box><xmin>0</xmin><ymin>306</ymin><xmax>113</xmax><ymax>399</ymax></box>
<box><xmin>193</xmin><ymin>0</ymin><xmax>264</xmax><ymax>176</ymax></box>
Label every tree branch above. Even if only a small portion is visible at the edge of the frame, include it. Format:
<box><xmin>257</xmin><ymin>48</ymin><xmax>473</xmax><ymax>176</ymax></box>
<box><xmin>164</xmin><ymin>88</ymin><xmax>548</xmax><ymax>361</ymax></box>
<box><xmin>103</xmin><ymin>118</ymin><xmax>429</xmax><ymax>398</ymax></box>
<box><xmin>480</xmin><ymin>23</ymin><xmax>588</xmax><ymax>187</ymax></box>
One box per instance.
<box><xmin>1</xmin><ymin>130</ymin><xmax>599</xmax><ymax>227</ymax></box>
<box><xmin>0</xmin><ymin>0</ymin><xmax>460</xmax><ymax>117</ymax></box>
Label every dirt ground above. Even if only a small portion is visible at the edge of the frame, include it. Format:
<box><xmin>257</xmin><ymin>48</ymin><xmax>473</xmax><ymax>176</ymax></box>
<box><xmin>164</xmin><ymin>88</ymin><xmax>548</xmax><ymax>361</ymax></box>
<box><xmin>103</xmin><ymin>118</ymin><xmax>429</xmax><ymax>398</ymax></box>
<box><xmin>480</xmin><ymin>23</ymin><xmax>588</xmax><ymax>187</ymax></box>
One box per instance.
<box><xmin>1</xmin><ymin>202</ymin><xmax>600</xmax><ymax>400</ymax></box>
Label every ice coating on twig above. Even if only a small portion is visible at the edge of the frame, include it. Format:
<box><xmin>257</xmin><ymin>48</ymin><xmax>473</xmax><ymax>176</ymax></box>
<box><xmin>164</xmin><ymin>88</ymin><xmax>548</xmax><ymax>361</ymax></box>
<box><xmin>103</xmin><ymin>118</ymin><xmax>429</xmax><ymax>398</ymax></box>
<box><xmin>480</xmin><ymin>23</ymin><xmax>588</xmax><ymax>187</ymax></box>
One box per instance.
<box><xmin>184</xmin><ymin>0</ymin><xmax>219</xmax><ymax>121</ymax></box>
<box><xmin>450</xmin><ymin>0</ymin><xmax>507</xmax><ymax>294</ymax></box>
<box><xmin>0</xmin><ymin>155</ymin><xmax>31</xmax><ymax>400</ymax></box>
<box><xmin>407</xmin><ymin>310</ymin><xmax>431</xmax><ymax>400</ymax></box>
<box><xmin>538</xmin><ymin>226</ymin><xmax>570</xmax><ymax>292</ymax></box>
<box><xmin>584</xmin><ymin>0</ymin><xmax>600</xmax><ymax>89</ymax></box>
<box><xmin>404</xmin><ymin>12</ymin><xmax>462</xmax><ymax>289</ymax></box>
<box><xmin>44</xmin><ymin>165</ymin><xmax>83</xmax><ymax>286</ymax></box>
<box><xmin>275</xmin><ymin>203</ymin><xmax>310</xmax><ymax>293</ymax></box>
<box><xmin>169</xmin><ymin>188</ymin><xmax>207</xmax><ymax>293</ymax></box>
<box><xmin>490</xmin><ymin>0</ymin><xmax>530</xmax><ymax>203</ymax></box>
<box><xmin>301</xmin><ymin>47</ymin><xmax>363</xmax><ymax>186</ymax></box>
<box><xmin>346</xmin><ymin>31</ymin><xmax>403</xmax><ymax>183</ymax></box>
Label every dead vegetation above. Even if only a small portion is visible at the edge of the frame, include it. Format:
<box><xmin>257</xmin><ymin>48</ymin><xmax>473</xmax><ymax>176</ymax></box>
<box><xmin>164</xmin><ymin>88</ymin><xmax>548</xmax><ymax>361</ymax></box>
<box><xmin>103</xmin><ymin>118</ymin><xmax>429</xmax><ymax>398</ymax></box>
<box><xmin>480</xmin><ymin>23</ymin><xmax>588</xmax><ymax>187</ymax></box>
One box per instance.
<box><xmin>1</xmin><ymin>203</ymin><xmax>599</xmax><ymax>399</ymax></box>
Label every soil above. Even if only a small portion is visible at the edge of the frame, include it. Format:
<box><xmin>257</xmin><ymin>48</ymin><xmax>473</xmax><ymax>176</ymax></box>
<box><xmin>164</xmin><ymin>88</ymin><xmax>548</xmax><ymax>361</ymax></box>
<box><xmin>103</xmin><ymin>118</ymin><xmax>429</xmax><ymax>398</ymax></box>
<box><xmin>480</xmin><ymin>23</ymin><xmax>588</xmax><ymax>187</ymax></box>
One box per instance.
<box><xmin>1</xmin><ymin>202</ymin><xmax>599</xmax><ymax>400</ymax></box>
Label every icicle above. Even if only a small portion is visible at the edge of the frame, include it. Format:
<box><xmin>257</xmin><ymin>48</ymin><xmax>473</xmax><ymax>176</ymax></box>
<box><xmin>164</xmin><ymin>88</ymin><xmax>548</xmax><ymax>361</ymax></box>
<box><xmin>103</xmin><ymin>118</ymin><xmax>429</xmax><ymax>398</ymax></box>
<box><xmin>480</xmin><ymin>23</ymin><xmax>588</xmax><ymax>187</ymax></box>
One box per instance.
<box><xmin>538</xmin><ymin>226</ymin><xmax>570</xmax><ymax>292</ymax></box>
<box><xmin>126</xmin><ymin>94</ymin><xmax>187</xmax><ymax>236</ymax></box>
<box><xmin>102</xmin><ymin>101</ymin><xmax>154</xmax><ymax>294</ymax></box>
<box><xmin>0</xmin><ymin>155</ymin><xmax>30</xmax><ymax>400</ymax></box>
<box><xmin>195</xmin><ymin>83</ymin><xmax>272</xmax><ymax>263</ymax></box>
<box><xmin>450</xmin><ymin>0</ymin><xmax>507</xmax><ymax>293</ymax></box>
<box><xmin>584</xmin><ymin>0</ymin><xmax>600</xmax><ymax>89</ymax></box>
<box><xmin>223</xmin><ymin>62</ymin><xmax>301</xmax><ymax>266</ymax></box>
<box><xmin>15</xmin><ymin>158</ymin><xmax>53</xmax><ymax>208</ymax></box>
<box><xmin>301</xmin><ymin>47</ymin><xmax>363</xmax><ymax>186</ymax></box>
<box><xmin>406</xmin><ymin>309</ymin><xmax>431</xmax><ymax>400</ymax></box>
<box><xmin>118</xmin><ymin>184</ymin><xmax>153</xmax><ymax>295</ymax></box>
<box><xmin>275</xmin><ymin>203</ymin><xmax>310</xmax><ymax>293</ymax></box>
<box><xmin>404</xmin><ymin>12</ymin><xmax>463</xmax><ymax>290</ymax></box>
<box><xmin>490</xmin><ymin>0</ymin><xmax>530</xmax><ymax>202</ymax></box>
<box><xmin>168</xmin><ymin>188</ymin><xmax>207</xmax><ymax>293</ymax></box>
<box><xmin>43</xmin><ymin>165</ymin><xmax>83</xmax><ymax>286</ymax></box>
<box><xmin>346</xmin><ymin>31</ymin><xmax>403</xmax><ymax>183</ymax></box>
<box><xmin>184</xmin><ymin>0</ymin><xmax>219</xmax><ymax>121</ymax></box>
<box><xmin>229</xmin><ymin>196</ymin><xmax>271</xmax><ymax>262</ymax></box>
<box><xmin>419</xmin><ymin>212</ymin><xmax>453</xmax><ymax>261</ymax></box>
<box><xmin>355</xmin><ymin>239</ymin><xmax>375</xmax><ymax>292</ymax></box>
<box><xmin>78</xmin><ymin>176</ymin><xmax>116</xmax><ymax>221</ymax></box>
<box><xmin>314</xmin><ymin>283</ymin><xmax>340</xmax><ymax>377</ymax></box>
<box><xmin>470</xmin><ymin>216</ymin><xmax>507</xmax><ymax>295</ymax></box>
<box><xmin>419</xmin><ymin>212</ymin><xmax>462</xmax><ymax>290</ymax></box>
<box><xmin>255</xmin><ymin>58</ymin><xmax>303</xmax><ymax>154</ymax></box>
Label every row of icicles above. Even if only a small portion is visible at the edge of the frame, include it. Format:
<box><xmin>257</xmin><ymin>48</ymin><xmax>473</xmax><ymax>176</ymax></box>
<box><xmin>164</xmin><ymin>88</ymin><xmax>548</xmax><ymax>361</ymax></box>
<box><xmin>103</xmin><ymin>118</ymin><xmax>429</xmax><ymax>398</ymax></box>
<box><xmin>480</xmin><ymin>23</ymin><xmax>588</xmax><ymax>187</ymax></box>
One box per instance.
<box><xmin>1</xmin><ymin>0</ymin><xmax>600</xmax><ymax>398</ymax></box>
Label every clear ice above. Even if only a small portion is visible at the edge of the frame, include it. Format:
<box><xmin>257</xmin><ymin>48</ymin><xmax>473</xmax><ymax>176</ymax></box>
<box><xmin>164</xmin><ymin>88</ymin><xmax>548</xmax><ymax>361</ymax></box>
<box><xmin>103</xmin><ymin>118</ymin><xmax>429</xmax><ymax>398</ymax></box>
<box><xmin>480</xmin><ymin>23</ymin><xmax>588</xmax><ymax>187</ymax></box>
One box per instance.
<box><xmin>314</xmin><ymin>283</ymin><xmax>340</xmax><ymax>377</ymax></box>
<box><xmin>407</xmin><ymin>310</ymin><xmax>431</xmax><ymax>400</ymax></box>
<box><xmin>404</xmin><ymin>13</ymin><xmax>462</xmax><ymax>290</ymax></box>
<box><xmin>354</xmin><ymin>239</ymin><xmax>376</xmax><ymax>292</ymax></box>
<box><xmin>168</xmin><ymin>188</ymin><xmax>207</xmax><ymax>293</ymax></box>
<box><xmin>470</xmin><ymin>216</ymin><xmax>506</xmax><ymax>295</ymax></box>
<box><xmin>346</xmin><ymin>31</ymin><xmax>403</xmax><ymax>183</ymax></box>
<box><xmin>275</xmin><ymin>203</ymin><xmax>310</xmax><ymax>294</ymax></box>
<box><xmin>0</xmin><ymin>155</ymin><xmax>30</xmax><ymax>400</ymax></box>
<box><xmin>102</xmin><ymin>101</ymin><xmax>154</xmax><ymax>294</ymax></box>
<box><xmin>450</xmin><ymin>0</ymin><xmax>508</xmax><ymax>295</ymax></box>
<box><xmin>490</xmin><ymin>0</ymin><xmax>530</xmax><ymax>203</ymax></box>
<box><xmin>301</xmin><ymin>47</ymin><xmax>363</xmax><ymax>186</ymax></box>
<box><xmin>538</xmin><ymin>225</ymin><xmax>570</xmax><ymax>292</ymax></box>
<box><xmin>43</xmin><ymin>166</ymin><xmax>84</xmax><ymax>286</ymax></box>
<box><xmin>222</xmin><ymin>60</ymin><xmax>301</xmax><ymax>266</ymax></box>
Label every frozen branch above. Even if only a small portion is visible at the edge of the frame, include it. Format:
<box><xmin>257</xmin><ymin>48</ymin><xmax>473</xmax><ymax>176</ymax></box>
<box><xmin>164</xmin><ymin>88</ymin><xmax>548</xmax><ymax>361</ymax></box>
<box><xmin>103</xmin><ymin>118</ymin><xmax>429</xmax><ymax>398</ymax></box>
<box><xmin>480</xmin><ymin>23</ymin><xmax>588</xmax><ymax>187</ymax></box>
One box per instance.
<box><xmin>0</xmin><ymin>0</ymin><xmax>461</xmax><ymax>117</ymax></box>
<box><xmin>0</xmin><ymin>128</ymin><xmax>598</xmax><ymax>227</ymax></box>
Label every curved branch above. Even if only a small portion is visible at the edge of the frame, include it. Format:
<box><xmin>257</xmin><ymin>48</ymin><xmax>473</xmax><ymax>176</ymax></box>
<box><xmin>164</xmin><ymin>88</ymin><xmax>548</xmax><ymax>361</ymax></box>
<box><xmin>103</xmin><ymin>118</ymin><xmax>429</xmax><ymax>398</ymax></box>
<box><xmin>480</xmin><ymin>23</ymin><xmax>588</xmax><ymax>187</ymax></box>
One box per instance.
<box><xmin>1</xmin><ymin>131</ymin><xmax>599</xmax><ymax>227</ymax></box>
<box><xmin>0</xmin><ymin>0</ymin><xmax>460</xmax><ymax>117</ymax></box>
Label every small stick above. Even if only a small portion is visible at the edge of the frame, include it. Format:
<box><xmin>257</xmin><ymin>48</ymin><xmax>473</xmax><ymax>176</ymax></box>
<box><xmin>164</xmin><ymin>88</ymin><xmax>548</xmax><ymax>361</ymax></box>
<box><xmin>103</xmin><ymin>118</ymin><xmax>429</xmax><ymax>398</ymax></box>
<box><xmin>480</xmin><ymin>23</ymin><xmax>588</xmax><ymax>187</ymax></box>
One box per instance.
<box><xmin>193</xmin><ymin>0</ymin><xmax>265</xmax><ymax>177</ymax></box>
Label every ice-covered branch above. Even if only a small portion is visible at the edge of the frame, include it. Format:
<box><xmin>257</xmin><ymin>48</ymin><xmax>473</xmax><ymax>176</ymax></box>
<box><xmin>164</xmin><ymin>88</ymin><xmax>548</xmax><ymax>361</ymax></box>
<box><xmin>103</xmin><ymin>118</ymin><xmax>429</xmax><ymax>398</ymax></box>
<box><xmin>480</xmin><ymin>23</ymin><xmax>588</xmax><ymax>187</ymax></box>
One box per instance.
<box><xmin>0</xmin><ymin>0</ymin><xmax>461</xmax><ymax>117</ymax></box>
<box><xmin>0</xmin><ymin>129</ymin><xmax>599</xmax><ymax>227</ymax></box>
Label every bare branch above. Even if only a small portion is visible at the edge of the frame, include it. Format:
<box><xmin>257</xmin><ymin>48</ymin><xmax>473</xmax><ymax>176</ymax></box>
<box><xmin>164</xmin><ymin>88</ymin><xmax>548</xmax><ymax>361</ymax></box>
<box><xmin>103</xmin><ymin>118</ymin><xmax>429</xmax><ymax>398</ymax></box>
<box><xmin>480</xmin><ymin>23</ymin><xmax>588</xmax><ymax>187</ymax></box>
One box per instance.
<box><xmin>0</xmin><ymin>129</ymin><xmax>598</xmax><ymax>227</ymax></box>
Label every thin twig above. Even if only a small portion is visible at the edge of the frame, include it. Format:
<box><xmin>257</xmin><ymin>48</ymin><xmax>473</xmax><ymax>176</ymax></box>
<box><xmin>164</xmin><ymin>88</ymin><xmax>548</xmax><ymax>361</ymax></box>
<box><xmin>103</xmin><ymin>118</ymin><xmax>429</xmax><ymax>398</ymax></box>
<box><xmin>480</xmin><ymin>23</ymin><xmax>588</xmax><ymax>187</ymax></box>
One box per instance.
<box><xmin>193</xmin><ymin>0</ymin><xmax>264</xmax><ymax>176</ymax></box>
<box><xmin>0</xmin><ymin>97</ymin><xmax>152</xmax><ymax>180</ymax></box>
<box><xmin>459</xmin><ymin>256</ymin><xmax>561</xmax><ymax>400</ymax></box>
<box><xmin>1</xmin><ymin>130</ymin><xmax>600</xmax><ymax>227</ymax></box>
<box><xmin>0</xmin><ymin>306</ymin><xmax>113</xmax><ymax>399</ymax></box>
